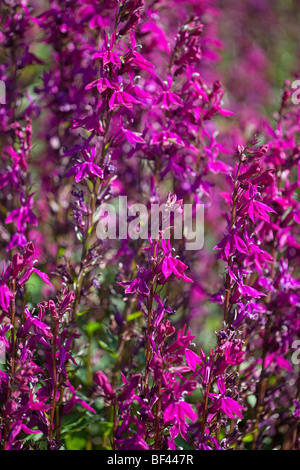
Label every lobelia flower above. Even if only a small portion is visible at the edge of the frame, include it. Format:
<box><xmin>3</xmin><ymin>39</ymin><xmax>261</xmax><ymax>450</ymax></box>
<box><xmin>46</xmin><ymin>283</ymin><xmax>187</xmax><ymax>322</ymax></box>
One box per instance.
<box><xmin>94</xmin><ymin>371</ymin><xmax>115</xmax><ymax>399</ymax></box>
<box><xmin>164</xmin><ymin>400</ymin><xmax>198</xmax><ymax>448</ymax></box>
<box><xmin>5</xmin><ymin>193</ymin><xmax>38</xmax><ymax>232</ymax></box>
<box><xmin>108</xmin><ymin>88</ymin><xmax>143</xmax><ymax>111</ymax></box>
<box><xmin>93</xmin><ymin>32</ymin><xmax>122</xmax><ymax>69</ymax></box>
<box><xmin>209</xmin><ymin>377</ymin><xmax>246</xmax><ymax>420</ymax></box>
<box><xmin>122</xmin><ymin>267</ymin><xmax>152</xmax><ymax>296</ymax></box>
<box><xmin>159</xmin><ymin>238</ymin><xmax>193</xmax><ymax>283</ymax></box>
<box><xmin>0</xmin><ymin>283</ymin><xmax>13</xmax><ymax>312</ymax></box>
<box><xmin>65</xmin><ymin>146</ymin><xmax>104</xmax><ymax>182</ymax></box>
<box><xmin>1</xmin><ymin>0</ymin><xmax>299</xmax><ymax>452</ymax></box>
<box><xmin>156</xmin><ymin>75</ymin><xmax>184</xmax><ymax>110</ymax></box>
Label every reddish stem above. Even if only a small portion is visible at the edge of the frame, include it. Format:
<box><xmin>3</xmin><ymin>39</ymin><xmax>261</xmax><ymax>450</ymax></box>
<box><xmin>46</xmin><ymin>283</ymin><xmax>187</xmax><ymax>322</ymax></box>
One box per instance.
<box><xmin>49</xmin><ymin>317</ymin><xmax>59</xmax><ymax>441</ymax></box>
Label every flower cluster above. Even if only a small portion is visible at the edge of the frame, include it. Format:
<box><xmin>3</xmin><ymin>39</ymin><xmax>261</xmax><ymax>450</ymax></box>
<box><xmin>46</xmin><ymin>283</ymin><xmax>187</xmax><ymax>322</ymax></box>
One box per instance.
<box><xmin>0</xmin><ymin>0</ymin><xmax>299</xmax><ymax>451</ymax></box>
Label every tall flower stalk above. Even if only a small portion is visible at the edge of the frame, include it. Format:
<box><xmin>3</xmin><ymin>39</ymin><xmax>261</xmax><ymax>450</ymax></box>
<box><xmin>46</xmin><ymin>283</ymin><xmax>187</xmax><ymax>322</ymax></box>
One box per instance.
<box><xmin>0</xmin><ymin>0</ymin><xmax>299</xmax><ymax>451</ymax></box>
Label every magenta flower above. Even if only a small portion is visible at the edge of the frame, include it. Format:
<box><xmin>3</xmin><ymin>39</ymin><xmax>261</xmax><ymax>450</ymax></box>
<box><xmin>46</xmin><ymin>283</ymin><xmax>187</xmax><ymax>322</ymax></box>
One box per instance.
<box><xmin>185</xmin><ymin>348</ymin><xmax>202</xmax><ymax>372</ymax></box>
<box><xmin>214</xmin><ymin>227</ymin><xmax>249</xmax><ymax>260</ymax></box>
<box><xmin>209</xmin><ymin>377</ymin><xmax>245</xmax><ymax>420</ymax></box>
<box><xmin>5</xmin><ymin>194</ymin><xmax>38</xmax><ymax>232</ymax></box>
<box><xmin>66</xmin><ymin>147</ymin><xmax>103</xmax><ymax>182</ymax></box>
<box><xmin>160</xmin><ymin>239</ymin><xmax>193</xmax><ymax>283</ymax></box>
<box><xmin>18</xmin><ymin>308</ymin><xmax>53</xmax><ymax>339</ymax></box>
<box><xmin>6</xmin><ymin>233</ymin><xmax>27</xmax><ymax>251</ymax></box>
<box><xmin>93</xmin><ymin>32</ymin><xmax>122</xmax><ymax>69</ymax></box>
<box><xmin>0</xmin><ymin>283</ymin><xmax>13</xmax><ymax>312</ymax></box>
<box><xmin>85</xmin><ymin>77</ymin><xmax>118</xmax><ymax>94</ymax></box>
<box><xmin>122</xmin><ymin>267</ymin><xmax>152</xmax><ymax>296</ymax></box>
<box><xmin>32</xmin><ymin>268</ymin><xmax>52</xmax><ymax>287</ymax></box>
<box><xmin>156</xmin><ymin>75</ymin><xmax>184</xmax><ymax>110</ymax></box>
<box><xmin>0</xmin><ymin>0</ymin><xmax>299</xmax><ymax>452</ymax></box>
<box><xmin>238</xmin><ymin>186</ymin><xmax>276</xmax><ymax>223</ymax></box>
<box><xmin>164</xmin><ymin>400</ymin><xmax>198</xmax><ymax>445</ymax></box>
<box><xmin>94</xmin><ymin>371</ymin><xmax>115</xmax><ymax>399</ymax></box>
<box><xmin>63</xmin><ymin>381</ymin><xmax>96</xmax><ymax>415</ymax></box>
<box><xmin>108</xmin><ymin>89</ymin><xmax>142</xmax><ymax>111</ymax></box>
<box><xmin>122</xmin><ymin>127</ymin><xmax>146</xmax><ymax>147</ymax></box>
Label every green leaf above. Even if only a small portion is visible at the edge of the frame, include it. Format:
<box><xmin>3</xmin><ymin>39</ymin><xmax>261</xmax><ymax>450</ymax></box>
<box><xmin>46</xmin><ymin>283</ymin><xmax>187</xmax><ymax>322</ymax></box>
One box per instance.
<box><xmin>242</xmin><ymin>433</ymin><xmax>254</xmax><ymax>443</ymax></box>
<box><xmin>86</xmin><ymin>322</ymin><xmax>102</xmax><ymax>335</ymax></box>
<box><xmin>127</xmin><ymin>311</ymin><xmax>142</xmax><ymax>322</ymax></box>
<box><xmin>77</xmin><ymin>310</ymin><xmax>89</xmax><ymax>317</ymax></box>
<box><xmin>22</xmin><ymin>432</ymin><xmax>44</xmax><ymax>443</ymax></box>
<box><xmin>57</xmin><ymin>247</ymin><xmax>65</xmax><ymax>258</ymax></box>
<box><xmin>65</xmin><ymin>434</ymin><xmax>86</xmax><ymax>450</ymax></box>
<box><xmin>98</xmin><ymin>340</ymin><xmax>118</xmax><ymax>359</ymax></box>
<box><xmin>61</xmin><ymin>414</ymin><xmax>98</xmax><ymax>435</ymax></box>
